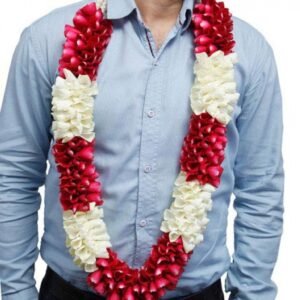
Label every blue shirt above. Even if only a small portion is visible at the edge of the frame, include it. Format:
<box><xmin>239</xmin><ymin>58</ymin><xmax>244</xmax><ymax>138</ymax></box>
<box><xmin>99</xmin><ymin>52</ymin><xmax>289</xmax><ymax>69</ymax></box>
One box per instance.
<box><xmin>0</xmin><ymin>0</ymin><xmax>285</xmax><ymax>299</ymax></box>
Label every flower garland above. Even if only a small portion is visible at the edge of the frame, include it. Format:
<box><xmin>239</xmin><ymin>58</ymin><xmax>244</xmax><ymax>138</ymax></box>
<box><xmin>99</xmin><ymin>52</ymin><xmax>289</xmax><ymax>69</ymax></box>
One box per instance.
<box><xmin>50</xmin><ymin>0</ymin><xmax>239</xmax><ymax>299</ymax></box>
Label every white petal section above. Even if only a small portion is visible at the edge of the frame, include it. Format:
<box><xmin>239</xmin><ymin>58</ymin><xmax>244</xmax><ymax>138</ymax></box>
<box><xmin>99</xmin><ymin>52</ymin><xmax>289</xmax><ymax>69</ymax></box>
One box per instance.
<box><xmin>63</xmin><ymin>203</ymin><xmax>111</xmax><ymax>272</ymax></box>
<box><xmin>160</xmin><ymin>171</ymin><xmax>216</xmax><ymax>253</ymax></box>
<box><xmin>190</xmin><ymin>50</ymin><xmax>240</xmax><ymax>124</ymax></box>
<box><xmin>96</xmin><ymin>0</ymin><xmax>107</xmax><ymax>16</ymax></box>
<box><xmin>51</xmin><ymin>69</ymin><xmax>98</xmax><ymax>143</ymax></box>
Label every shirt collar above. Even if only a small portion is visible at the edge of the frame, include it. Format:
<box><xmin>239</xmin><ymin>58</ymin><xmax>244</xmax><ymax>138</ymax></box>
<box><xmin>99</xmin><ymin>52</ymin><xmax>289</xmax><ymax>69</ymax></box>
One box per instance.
<box><xmin>178</xmin><ymin>0</ymin><xmax>195</xmax><ymax>34</ymax></box>
<box><xmin>106</xmin><ymin>0</ymin><xmax>136</xmax><ymax>19</ymax></box>
<box><xmin>106</xmin><ymin>0</ymin><xmax>195</xmax><ymax>34</ymax></box>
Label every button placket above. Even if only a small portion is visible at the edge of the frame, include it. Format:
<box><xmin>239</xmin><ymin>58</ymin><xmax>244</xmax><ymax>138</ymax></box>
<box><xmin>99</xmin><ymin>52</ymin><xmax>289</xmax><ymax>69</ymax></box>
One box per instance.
<box><xmin>133</xmin><ymin>66</ymin><xmax>161</xmax><ymax>267</ymax></box>
<box><xmin>131</xmin><ymin>13</ymin><xmax>179</xmax><ymax>268</ymax></box>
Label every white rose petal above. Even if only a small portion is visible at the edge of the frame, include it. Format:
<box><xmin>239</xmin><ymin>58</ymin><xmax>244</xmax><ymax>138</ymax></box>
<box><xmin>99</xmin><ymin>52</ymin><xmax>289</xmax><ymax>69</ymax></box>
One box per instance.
<box><xmin>190</xmin><ymin>50</ymin><xmax>240</xmax><ymax>125</ymax></box>
<box><xmin>96</xmin><ymin>0</ymin><xmax>107</xmax><ymax>16</ymax></box>
<box><xmin>160</xmin><ymin>171</ymin><xmax>216</xmax><ymax>253</ymax></box>
<box><xmin>63</xmin><ymin>203</ymin><xmax>111</xmax><ymax>272</ymax></box>
<box><xmin>51</xmin><ymin>69</ymin><xmax>98</xmax><ymax>143</ymax></box>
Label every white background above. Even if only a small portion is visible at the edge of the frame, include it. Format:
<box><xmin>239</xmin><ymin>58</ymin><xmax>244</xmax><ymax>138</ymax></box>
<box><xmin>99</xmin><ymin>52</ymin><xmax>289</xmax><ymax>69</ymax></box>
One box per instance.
<box><xmin>0</xmin><ymin>1</ymin><xmax>299</xmax><ymax>299</ymax></box>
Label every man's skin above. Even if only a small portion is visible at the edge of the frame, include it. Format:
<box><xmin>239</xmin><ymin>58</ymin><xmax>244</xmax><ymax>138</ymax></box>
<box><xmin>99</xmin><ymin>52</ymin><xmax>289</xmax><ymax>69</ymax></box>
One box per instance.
<box><xmin>135</xmin><ymin>0</ymin><xmax>184</xmax><ymax>50</ymax></box>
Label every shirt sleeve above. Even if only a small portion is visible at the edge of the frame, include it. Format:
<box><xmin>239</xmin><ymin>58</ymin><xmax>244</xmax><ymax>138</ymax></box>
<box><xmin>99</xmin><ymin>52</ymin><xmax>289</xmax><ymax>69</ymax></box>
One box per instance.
<box><xmin>224</xmin><ymin>38</ymin><xmax>285</xmax><ymax>300</ymax></box>
<box><xmin>0</xmin><ymin>25</ymin><xmax>52</xmax><ymax>300</ymax></box>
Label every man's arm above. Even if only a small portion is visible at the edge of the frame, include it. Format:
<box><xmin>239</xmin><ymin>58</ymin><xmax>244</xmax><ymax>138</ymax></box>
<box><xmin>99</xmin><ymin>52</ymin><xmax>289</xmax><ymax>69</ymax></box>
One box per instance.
<box><xmin>0</xmin><ymin>25</ymin><xmax>52</xmax><ymax>300</ymax></box>
<box><xmin>225</xmin><ymin>38</ymin><xmax>285</xmax><ymax>300</ymax></box>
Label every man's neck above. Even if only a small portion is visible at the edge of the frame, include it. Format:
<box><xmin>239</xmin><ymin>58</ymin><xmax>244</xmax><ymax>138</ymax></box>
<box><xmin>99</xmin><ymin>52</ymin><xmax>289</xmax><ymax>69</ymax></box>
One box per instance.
<box><xmin>134</xmin><ymin>0</ymin><xmax>184</xmax><ymax>28</ymax></box>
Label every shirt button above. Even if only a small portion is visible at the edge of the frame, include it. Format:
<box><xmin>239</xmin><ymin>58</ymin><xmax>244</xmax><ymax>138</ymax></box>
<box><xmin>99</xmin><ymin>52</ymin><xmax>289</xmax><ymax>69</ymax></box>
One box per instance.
<box><xmin>144</xmin><ymin>165</ymin><xmax>152</xmax><ymax>173</ymax></box>
<box><xmin>147</xmin><ymin>109</ymin><xmax>155</xmax><ymax>118</ymax></box>
<box><xmin>139</xmin><ymin>219</ymin><xmax>147</xmax><ymax>227</ymax></box>
<box><xmin>152</xmin><ymin>61</ymin><xmax>159</xmax><ymax>66</ymax></box>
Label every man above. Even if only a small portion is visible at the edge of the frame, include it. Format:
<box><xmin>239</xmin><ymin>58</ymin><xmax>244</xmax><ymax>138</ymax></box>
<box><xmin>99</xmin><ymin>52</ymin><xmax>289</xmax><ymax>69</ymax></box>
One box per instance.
<box><xmin>0</xmin><ymin>0</ymin><xmax>284</xmax><ymax>299</ymax></box>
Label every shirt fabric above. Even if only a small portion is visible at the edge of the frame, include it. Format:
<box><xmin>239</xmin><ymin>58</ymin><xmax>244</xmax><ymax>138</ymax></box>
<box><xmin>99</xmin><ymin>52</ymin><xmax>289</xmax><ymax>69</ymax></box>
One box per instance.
<box><xmin>0</xmin><ymin>0</ymin><xmax>285</xmax><ymax>299</ymax></box>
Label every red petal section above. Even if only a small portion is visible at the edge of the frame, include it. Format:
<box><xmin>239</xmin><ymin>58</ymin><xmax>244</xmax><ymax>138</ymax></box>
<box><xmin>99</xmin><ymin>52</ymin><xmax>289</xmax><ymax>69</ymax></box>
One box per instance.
<box><xmin>87</xmin><ymin>233</ymin><xmax>192</xmax><ymax>299</ymax></box>
<box><xmin>192</xmin><ymin>0</ymin><xmax>235</xmax><ymax>55</ymax></box>
<box><xmin>180</xmin><ymin>112</ymin><xmax>227</xmax><ymax>188</ymax></box>
<box><xmin>52</xmin><ymin>136</ymin><xmax>103</xmax><ymax>212</ymax></box>
<box><xmin>58</xmin><ymin>2</ymin><xmax>113</xmax><ymax>80</ymax></box>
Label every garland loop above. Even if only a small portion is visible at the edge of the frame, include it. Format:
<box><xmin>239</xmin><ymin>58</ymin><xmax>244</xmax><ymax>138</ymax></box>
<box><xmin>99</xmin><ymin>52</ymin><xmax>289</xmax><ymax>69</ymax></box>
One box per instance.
<box><xmin>51</xmin><ymin>0</ymin><xmax>239</xmax><ymax>299</ymax></box>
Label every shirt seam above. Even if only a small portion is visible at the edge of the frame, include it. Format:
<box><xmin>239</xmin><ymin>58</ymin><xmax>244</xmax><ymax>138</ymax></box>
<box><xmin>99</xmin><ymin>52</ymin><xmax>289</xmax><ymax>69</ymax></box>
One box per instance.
<box><xmin>28</xmin><ymin>25</ymin><xmax>51</xmax><ymax>83</ymax></box>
